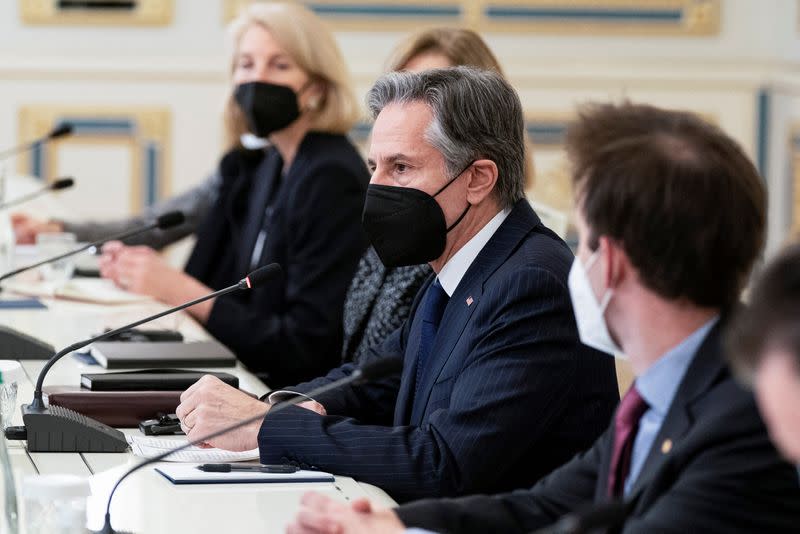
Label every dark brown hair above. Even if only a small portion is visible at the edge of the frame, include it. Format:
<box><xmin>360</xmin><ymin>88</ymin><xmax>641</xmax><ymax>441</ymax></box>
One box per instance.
<box><xmin>726</xmin><ymin>244</ymin><xmax>800</xmax><ymax>382</ymax></box>
<box><xmin>567</xmin><ymin>101</ymin><xmax>766</xmax><ymax>310</ymax></box>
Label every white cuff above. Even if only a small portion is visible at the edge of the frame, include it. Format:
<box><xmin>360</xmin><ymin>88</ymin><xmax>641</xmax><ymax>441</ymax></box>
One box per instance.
<box><xmin>267</xmin><ymin>390</ymin><xmax>319</xmax><ymax>405</ymax></box>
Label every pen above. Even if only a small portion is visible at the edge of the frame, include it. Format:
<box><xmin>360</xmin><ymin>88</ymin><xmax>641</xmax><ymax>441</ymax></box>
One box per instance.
<box><xmin>197</xmin><ymin>463</ymin><xmax>300</xmax><ymax>474</ymax></box>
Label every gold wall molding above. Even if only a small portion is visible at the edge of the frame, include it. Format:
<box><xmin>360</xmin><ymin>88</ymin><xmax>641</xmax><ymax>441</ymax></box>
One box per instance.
<box><xmin>223</xmin><ymin>0</ymin><xmax>719</xmax><ymax>35</ymax></box>
<box><xmin>790</xmin><ymin>125</ymin><xmax>800</xmax><ymax>235</ymax></box>
<box><xmin>20</xmin><ymin>0</ymin><xmax>173</xmax><ymax>26</ymax></box>
<box><xmin>17</xmin><ymin>106</ymin><xmax>171</xmax><ymax>212</ymax></box>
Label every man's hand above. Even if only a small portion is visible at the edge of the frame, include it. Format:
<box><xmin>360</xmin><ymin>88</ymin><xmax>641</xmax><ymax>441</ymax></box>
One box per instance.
<box><xmin>176</xmin><ymin>375</ymin><xmax>270</xmax><ymax>451</ymax></box>
<box><xmin>286</xmin><ymin>492</ymin><xmax>406</xmax><ymax>534</ymax></box>
<box><xmin>11</xmin><ymin>213</ymin><xmax>62</xmax><ymax>244</ymax></box>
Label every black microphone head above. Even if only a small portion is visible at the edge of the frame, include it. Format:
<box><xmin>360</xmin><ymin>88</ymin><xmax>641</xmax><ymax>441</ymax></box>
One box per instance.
<box><xmin>358</xmin><ymin>357</ymin><xmax>403</xmax><ymax>382</ymax></box>
<box><xmin>50</xmin><ymin>177</ymin><xmax>74</xmax><ymax>191</ymax></box>
<box><xmin>244</xmin><ymin>263</ymin><xmax>282</xmax><ymax>289</ymax></box>
<box><xmin>156</xmin><ymin>211</ymin><xmax>185</xmax><ymax>230</ymax></box>
<box><xmin>48</xmin><ymin>123</ymin><xmax>73</xmax><ymax>139</ymax></box>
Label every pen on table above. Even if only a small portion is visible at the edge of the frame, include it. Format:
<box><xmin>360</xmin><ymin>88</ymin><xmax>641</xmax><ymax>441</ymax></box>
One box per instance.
<box><xmin>197</xmin><ymin>463</ymin><xmax>300</xmax><ymax>473</ymax></box>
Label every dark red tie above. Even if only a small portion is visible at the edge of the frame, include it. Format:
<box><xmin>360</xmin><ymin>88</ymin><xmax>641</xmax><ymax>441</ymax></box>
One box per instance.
<box><xmin>607</xmin><ymin>385</ymin><xmax>649</xmax><ymax>497</ymax></box>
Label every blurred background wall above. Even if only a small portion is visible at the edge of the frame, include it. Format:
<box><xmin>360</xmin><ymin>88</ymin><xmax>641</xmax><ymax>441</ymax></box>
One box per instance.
<box><xmin>0</xmin><ymin>0</ymin><xmax>798</xmax><ymax>259</ymax></box>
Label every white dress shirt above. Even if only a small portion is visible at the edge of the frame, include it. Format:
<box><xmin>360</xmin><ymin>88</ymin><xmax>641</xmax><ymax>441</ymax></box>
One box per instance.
<box><xmin>437</xmin><ymin>207</ymin><xmax>510</xmax><ymax>296</ymax></box>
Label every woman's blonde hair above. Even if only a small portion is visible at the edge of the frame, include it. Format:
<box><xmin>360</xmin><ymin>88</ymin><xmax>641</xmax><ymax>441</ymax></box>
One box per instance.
<box><xmin>387</xmin><ymin>28</ymin><xmax>534</xmax><ymax>187</ymax></box>
<box><xmin>223</xmin><ymin>2</ymin><xmax>360</xmax><ymax>149</ymax></box>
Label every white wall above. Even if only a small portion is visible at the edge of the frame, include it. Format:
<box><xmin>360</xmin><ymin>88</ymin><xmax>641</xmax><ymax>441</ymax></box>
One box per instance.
<box><xmin>0</xmin><ymin>0</ymin><xmax>797</xmax><ymax>255</ymax></box>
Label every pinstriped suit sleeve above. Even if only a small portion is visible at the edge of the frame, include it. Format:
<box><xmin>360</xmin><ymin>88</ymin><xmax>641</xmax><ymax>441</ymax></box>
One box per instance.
<box><xmin>395</xmin><ymin>434</ymin><xmax>606</xmax><ymax>534</ymax></box>
<box><xmin>257</xmin><ymin>265</ymin><xmax>589</xmax><ymax>502</ymax></box>
<box><xmin>276</xmin><ymin>326</ymin><xmax>407</xmax><ymax>425</ymax></box>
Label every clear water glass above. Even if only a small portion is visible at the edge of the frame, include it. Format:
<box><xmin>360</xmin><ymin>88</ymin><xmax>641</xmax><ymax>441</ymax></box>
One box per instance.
<box><xmin>36</xmin><ymin>232</ymin><xmax>77</xmax><ymax>284</ymax></box>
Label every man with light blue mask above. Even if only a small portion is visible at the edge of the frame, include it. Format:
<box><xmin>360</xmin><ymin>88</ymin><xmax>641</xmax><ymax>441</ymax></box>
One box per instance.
<box><xmin>287</xmin><ymin>101</ymin><xmax>800</xmax><ymax>534</ymax></box>
<box><xmin>727</xmin><ymin>244</ymin><xmax>800</xmax><ymax>485</ymax></box>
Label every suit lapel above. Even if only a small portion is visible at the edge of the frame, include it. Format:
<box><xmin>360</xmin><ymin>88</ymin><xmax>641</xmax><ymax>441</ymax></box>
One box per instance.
<box><xmin>626</xmin><ymin>324</ymin><xmax>726</xmax><ymax>496</ymax></box>
<box><xmin>409</xmin><ymin>200</ymin><xmax>541</xmax><ymax>425</ymax></box>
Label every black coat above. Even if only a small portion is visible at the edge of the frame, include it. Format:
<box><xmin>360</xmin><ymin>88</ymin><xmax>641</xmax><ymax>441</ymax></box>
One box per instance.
<box><xmin>396</xmin><ymin>323</ymin><xmax>800</xmax><ymax>532</ymax></box>
<box><xmin>185</xmin><ymin>132</ymin><xmax>368</xmax><ymax>388</ymax></box>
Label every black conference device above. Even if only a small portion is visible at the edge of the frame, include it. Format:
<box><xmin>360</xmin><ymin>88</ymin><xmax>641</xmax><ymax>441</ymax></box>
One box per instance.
<box><xmin>4</xmin><ymin>264</ymin><xmax>282</xmax><ymax>453</ymax></box>
<box><xmin>0</xmin><ymin>176</ymin><xmax>75</xmax><ymax>210</ymax></box>
<box><xmin>0</xmin><ymin>123</ymin><xmax>74</xmax><ymax>162</ymax></box>
<box><xmin>94</xmin><ymin>355</ymin><xmax>403</xmax><ymax>534</ymax></box>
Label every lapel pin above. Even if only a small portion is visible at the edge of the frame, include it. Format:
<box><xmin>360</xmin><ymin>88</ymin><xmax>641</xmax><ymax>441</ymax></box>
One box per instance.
<box><xmin>466</xmin><ymin>296</ymin><xmax>474</xmax><ymax>306</ymax></box>
<box><xmin>661</xmin><ymin>439</ymin><xmax>673</xmax><ymax>454</ymax></box>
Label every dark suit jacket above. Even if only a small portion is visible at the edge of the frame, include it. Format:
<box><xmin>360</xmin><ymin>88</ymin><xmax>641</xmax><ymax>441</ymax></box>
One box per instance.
<box><xmin>397</xmin><ymin>324</ymin><xmax>800</xmax><ymax>533</ymax></box>
<box><xmin>340</xmin><ymin>246</ymin><xmax>430</xmax><ymax>364</ymax></box>
<box><xmin>184</xmin><ymin>132</ymin><xmax>368</xmax><ymax>388</ymax></box>
<box><xmin>258</xmin><ymin>200</ymin><xmax>620</xmax><ymax>502</ymax></box>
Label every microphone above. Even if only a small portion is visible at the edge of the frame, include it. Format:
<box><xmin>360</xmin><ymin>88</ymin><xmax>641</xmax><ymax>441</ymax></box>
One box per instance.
<box><xmin>0</xmin><ymin>123</ymin><xmax>74</xmax><ymax>162</ymax></box>
<box><xmin>0</xmin><ymin>176</ymin><xmax>75</xmax><ymax>210</ymax></box>
<box><xmin>94</xmin><ymin>355</ymin><xmax>403</xmax><ymax>534</ymax></box>
<box><xmin>0</xmin><ymin>210</ymin><xmax>185</xmax><ymax>286</ymax></box>
<box><xmin>8</xmin><ymin>263</ymin><xmax>281</xmax><ymax>456</ymax></box>
<box><xmin>530</xmin><ymin>501</ymin><xmax>630</xmax><ymax>534</ymax></box>
<box><xmin>26</xmin><ymin>262</ymin><xmax>282</xmax><ymax>412</ymax></box>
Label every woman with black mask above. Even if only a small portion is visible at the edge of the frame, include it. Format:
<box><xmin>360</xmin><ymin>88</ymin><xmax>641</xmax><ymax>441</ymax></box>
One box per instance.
<box><xmin>98</xmin><ymin>2</ymin><xmax>368</xmax><ymax>388</ymax></box>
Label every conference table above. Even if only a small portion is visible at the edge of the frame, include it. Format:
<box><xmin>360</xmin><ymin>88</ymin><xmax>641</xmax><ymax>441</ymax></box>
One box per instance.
<box><xmin>0</xmin><ymin>280</ymin><xmax>396</xmax><ymax>533</ymax></box>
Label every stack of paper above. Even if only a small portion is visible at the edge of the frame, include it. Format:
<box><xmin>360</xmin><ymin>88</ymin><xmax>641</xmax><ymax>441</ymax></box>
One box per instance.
<box><xmin>127</xmin><ymin>435</ymin><xmax>260</xmax><ymax>463</ymax></box>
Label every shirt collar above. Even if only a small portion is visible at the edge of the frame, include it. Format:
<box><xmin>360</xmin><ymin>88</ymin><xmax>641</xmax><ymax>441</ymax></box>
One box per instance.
<box><xmin>437</xmin><ymin>208</ymin><xmax>511</xmax><ymax>297</ymax></box>
<box><xmin>635</xmin><ymin>316</ymin><xmax>719</xmax><ymax>416</ymax></box>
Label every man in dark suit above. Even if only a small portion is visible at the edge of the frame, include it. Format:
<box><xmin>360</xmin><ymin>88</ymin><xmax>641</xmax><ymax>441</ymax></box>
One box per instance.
<box><xmin>175</xmin><ymin>67</ymin><xmax>619</xmax><ymax>502</ymax></box>
<box><xmin>286</xmin><ymin>102</ymin><xmax>800</xmax><ymax>533</ymax></box>
<box><xmin>727</xmin><ymin>244</ymin><xmax>800</xmax><ymax>471</ymax></box>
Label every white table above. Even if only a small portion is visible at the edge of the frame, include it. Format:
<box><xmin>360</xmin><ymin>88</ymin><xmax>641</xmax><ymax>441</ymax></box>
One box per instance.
<box><xmin>1</xmin><ymin>287</ymin><xmax>396</xmax><ymax>533</ymax></box>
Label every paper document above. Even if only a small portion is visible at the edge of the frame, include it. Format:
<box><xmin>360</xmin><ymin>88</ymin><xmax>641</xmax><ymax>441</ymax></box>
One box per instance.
<box><xmin>127</xmin><ymin>435</ymin><xmax>260</xmax><ymax>463</ymax></box>
<box><xmin>2</xmin><ymin>278</ymin><xmax>150</xmax><ymax>305</ymax></box>
<box><xmin>154</xmin><ymin>464</ymin><xmax>334</xmax><ymax>485</ymax></box>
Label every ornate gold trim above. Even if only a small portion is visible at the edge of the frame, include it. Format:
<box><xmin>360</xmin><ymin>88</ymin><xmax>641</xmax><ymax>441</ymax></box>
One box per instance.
<box><xmin>790</xmin><ymin>126</ymin><xmax>800</xmax><ymax>235</ymax></box>
<box><xmin>223</xmin><ymin>0</ymin><xmax>718</xmax><ymax>35</ymax></box>
<box><xmin>20</xmin><ymin>0</ymin><xmax>173</xmax><ymax>26</ymax></box>
<box><xmin>16</xmin><ymin>106</ymin><xmax>171</xmax><ymax>213</ymax></box>
<box><xmin>478</xmin><ymin>0</ymin><xmax>719</xmax><ymax>35</ymax></box>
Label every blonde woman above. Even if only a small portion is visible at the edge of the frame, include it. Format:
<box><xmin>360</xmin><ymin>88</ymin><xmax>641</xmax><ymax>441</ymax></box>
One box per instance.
<box><xmin>98</xmin><ymin>3</ymin><xmax>368</xmax><ymax>387</ymax></box>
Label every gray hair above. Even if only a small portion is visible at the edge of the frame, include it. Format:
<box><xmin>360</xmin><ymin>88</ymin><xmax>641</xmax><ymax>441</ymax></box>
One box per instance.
<box><xmin>367</xmin><ymin>66</ymin><xmax>526</xmax><ymax>209</ymax></box>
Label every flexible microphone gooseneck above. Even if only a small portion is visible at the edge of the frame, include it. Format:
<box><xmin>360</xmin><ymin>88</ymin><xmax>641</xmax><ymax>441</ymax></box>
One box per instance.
<box><xmin>0</xmin><ymin>176</ymin><xmax>74</xmax><ymax>210</ymax></box>
<box><xmin>530</xmin><ymin>500</ymin><xmax>630</xmax><ymax>534</ymax></box>
<box><xmin>0</xmin><ymin>123</ymin><xmax>74</xmax><ymax>162</ymax></box>
<box><xmin>26</xmin><ymin>262</ymin><xmax>281</xmax><ymax>412</ymax></box>
<box><xmin>0</xmin><ymin>210</ymin><xmax>185</xmax><ymax>287</ymax></box>
<box><xmin>95</xmin><ymin>355</ymin><xmax>403</xmax><ymax>534</ymax></box>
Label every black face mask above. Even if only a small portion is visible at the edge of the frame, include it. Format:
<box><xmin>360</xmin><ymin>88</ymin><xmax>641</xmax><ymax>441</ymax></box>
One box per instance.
<box><xmin>362</xmin><ymin>163</ymin><xmax>473</xmax><ymax>267</ymax></box>
<box><xmin>234</xmin><ymin>81</ymin><xmax>310</xmax><ymax>138</ymax></box>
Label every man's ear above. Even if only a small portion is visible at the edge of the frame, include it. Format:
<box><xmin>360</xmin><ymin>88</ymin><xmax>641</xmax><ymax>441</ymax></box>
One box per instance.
<box><xmin>465</xmin><ymin>159</ymin><xmax>499</xmax><ymax>205</ymax></box>
<box><xmin>598</xmin><ymin>236</ymin><xmax>628</xmax><ymax>289</ymax></box>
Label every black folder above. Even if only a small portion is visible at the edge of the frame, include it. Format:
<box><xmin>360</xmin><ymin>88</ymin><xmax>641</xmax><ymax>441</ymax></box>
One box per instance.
<box><xmin>89</xmin><ymin>340</ymin><xmax>237</xmax><ymax>369</ymax></box>
<box><xmin>81</xmin><ymin>369</ymin><xmax>239</xmax><ymax>391</ymax></box>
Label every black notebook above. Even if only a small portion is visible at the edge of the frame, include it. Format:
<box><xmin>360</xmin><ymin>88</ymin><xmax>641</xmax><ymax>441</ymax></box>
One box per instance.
<box><xmin>81</xmin><ymin>369</ymin><xmax>239</xmax><ymax>391</ymax></box>
<box><xmin>89</xmin><ymin>340</ymin><xmax>237</xmax><ymax>369</ymax></box>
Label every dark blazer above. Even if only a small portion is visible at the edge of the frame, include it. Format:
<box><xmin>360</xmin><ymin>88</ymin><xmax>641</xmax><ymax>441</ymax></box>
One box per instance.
<box><xmin>397</xmin><ymin>324</ymin><xmax>800</xmax><ymax>533</ymax></box>
<box><xmin>258</xmin><ymin>200</ymin><xmax>620</xmax><ymax>502</ymax></box>
<box><xmin>340</xmin><ymin>246</ymin><xmax>431</xmax><ymax>364</ymax></box>
<box><xmin>185</xmin><ymin>132</ymin><xmax>368</xmax><ymax>388</ymax></box>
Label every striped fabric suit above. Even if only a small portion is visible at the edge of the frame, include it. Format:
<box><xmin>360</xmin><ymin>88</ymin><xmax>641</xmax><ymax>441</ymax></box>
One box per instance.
<box><xmin>258</xmin><ymin>199</ymin><xmax>620</xmax><ymax>502</ymax></box>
